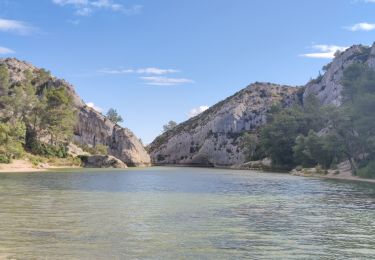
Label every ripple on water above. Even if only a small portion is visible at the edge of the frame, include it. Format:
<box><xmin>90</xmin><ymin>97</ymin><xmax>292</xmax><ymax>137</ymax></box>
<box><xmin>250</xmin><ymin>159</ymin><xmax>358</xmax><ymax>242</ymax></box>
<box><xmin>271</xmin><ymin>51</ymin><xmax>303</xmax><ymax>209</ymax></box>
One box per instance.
<box><xmin>0</xmin><ymin>167</ymin><xmax>374</xmax><ymax>259</ymax></box>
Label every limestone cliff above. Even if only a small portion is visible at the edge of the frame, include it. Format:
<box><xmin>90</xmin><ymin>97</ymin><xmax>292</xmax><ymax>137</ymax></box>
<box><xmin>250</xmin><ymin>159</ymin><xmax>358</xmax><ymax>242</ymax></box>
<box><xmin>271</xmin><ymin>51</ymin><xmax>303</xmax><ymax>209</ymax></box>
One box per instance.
<box><xmin>148</xmin><ymin>83</ymin><xmax>302</xmax><ymax>166</ymax></box>
<box><xmin>0</xmin><ymin>58</ymin><xmax>151</xmax><ymax>167</ymax></box>
<box><xmin>303</xmin><ymin>44</ymin><xmax>375</xmax><ymax>105</ymax></box>
<box><xmin>149</xmin><ymin>43</ymin><xmax>375</xmax><ymax>167</ymax></box>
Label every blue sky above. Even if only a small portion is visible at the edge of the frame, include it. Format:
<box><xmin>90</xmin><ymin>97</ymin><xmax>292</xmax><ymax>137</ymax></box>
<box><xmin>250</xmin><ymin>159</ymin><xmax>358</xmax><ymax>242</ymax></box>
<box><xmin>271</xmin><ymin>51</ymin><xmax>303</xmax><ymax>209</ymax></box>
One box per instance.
<box><xmin>0</xmin><ymin>0</ymin><xmax>374</xmax><ymax>144</ymax></box>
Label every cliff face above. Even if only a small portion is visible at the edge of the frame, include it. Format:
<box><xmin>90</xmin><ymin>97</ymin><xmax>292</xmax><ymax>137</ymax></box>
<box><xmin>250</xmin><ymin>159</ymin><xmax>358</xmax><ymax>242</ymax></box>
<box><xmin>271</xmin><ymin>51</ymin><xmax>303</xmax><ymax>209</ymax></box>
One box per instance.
<box><xmin>149</xmin><ymin>43</ymin><xmax>375</xmax><ymax>167</ymax></box>
<box><xmin>303</xmin><ymin>44</ymin><xmax>375</xmax><ymax>106</ymax></box>
<box><xmin>75</xmin><ymin>108</ymin><xmax>150</xmax><ymax>166</ymax></box>
<box><xmin>148</xmin><ymin>83</ymin><xmax>302</xmax><ymax>166</ymax></box>
<box><xmin>0</xmin><ymin>58</ymin><xmax>151</xmax><ymax>167</ymax></box>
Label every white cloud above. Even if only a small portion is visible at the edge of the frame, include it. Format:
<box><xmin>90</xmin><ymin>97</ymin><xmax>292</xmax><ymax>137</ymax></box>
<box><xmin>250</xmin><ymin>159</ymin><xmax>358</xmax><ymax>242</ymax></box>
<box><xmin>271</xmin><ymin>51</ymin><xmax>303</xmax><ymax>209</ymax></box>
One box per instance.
<box><xmin>140</xmin><ymin>76</ymin><xmax>194</xmax><ymax>86</ymax></box>
<box><xmin>86</xmin><ymin>102</ymin><xmax>103</xmax><ymax>112</ymax></box>
<box><xmin>52</xmin><ymin>0</ymin><xmax>142</xmax><ymax>16</ymax></box>
<box><xmin>76</xmin><ymin>7</ymin><xmax>92</xmax><ymax>16</ymax></box>
<box><xmin>300</xmin><ymin>44</ymin><xmax>348</xmax><ymax>59</ymax></box>
<box><xmin>188</xmin><ymin>105</ymin><xmax>209</xmax><ymax>118</ymax></box>
<box><xmin>0</xmin><ymin>46</ymin><xmax>15</xmax><ymax>54</ymax></box>
<box><xmin>99</xmin><ymin>67</ymin><xmax>179</xmax><ymax>75</ymax></box>
<box><xmin>0</xmin><ymin>18</ymin><xmax>35</xmax><ymax>35</ymax></box>
<box><xmin>345</xmin><ymin>22</ymin><xmax>375</xmax><ymax>31</ymax></box>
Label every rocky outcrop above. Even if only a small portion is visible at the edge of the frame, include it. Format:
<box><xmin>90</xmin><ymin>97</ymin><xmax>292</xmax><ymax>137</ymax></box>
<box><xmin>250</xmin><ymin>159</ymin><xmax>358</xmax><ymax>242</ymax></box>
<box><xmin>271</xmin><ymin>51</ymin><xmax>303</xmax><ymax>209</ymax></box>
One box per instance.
<box><xmin>74</xmin><ymin>107</ymin><xmax>151</xmax><ymax>167</ymax></box>
<box><xmin>303</xmin><ymin>44</ymin><xmax>374</xmax><ymax>106</ymax></box>
<box><xmin>149</xmin><ymin>43</ymin><xmax>375</xmax><ymax>167</ymax></box>
<box><xmin>0</xmin><ymin>58</ymin><xmax>151</xmax><ymax>167</ymax></box>
<box><xmin>80</xmin><ymin>155</ymin><xmax>128</xmax><ymax>168</ymax></box>
<box><xmin>148</xmin><ymin>83</ymin><xmax>302</xmax><ymax>166</ymax></box>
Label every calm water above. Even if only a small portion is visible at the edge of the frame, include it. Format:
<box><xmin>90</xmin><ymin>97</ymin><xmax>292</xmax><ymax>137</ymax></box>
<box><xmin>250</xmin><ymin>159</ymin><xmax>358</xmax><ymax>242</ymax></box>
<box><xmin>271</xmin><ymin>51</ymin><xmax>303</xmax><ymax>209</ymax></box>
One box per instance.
<box><xmin>0</xmin><ymin>167</ymin><xmax>375</xmax><ymax>259</ymax></box>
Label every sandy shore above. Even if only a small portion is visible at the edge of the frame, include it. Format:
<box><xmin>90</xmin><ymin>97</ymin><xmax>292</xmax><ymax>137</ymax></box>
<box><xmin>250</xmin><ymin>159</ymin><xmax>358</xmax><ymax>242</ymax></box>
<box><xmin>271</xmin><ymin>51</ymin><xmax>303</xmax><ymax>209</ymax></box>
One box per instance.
<box><xmin>320</xmin><ymin>171</ymin><xmax>375</xmax><ymax>184</ymax></box>
<box><xmin>0</xmin><ymin>160</ymin><xmax>46</xmax><ymax>173</ymax></box>
<box><xmin>0</xmin><ymin>160</ymin><xmax>81</xmax><ymax>173</ymax></box>
<box><xmin>291</xmin><ymin>161</ymin><xmax>375</xmax><ymax>184</ymax></box>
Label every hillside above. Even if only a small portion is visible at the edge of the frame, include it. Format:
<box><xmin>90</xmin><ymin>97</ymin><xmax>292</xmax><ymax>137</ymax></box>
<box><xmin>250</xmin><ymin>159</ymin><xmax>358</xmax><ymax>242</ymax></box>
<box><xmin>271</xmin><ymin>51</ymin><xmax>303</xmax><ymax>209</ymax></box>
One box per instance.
<box><xmin>149</xmin><ymin>43</ymin><xmax>375</xmax><ymax>168</ymax></box>
<box><xmin>148</xmin><ymin>83</ymin><xmax>303</xmax><ymax>166</ymax></box>
<box><xmin>0</xmin><ymin>58</ymin><xmax>151</xmax><ymax>167</ymax></box>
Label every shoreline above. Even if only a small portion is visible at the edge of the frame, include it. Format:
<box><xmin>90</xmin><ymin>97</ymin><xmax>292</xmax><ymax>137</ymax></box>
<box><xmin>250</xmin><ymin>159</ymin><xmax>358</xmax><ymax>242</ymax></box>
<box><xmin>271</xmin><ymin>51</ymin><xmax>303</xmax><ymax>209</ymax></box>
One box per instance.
<box><xmin>0</xmin><ymin>160</ymin><xmax>81</xmax><ymax>173</ymax></box>
<box><xmin>293</xmin><ymin>171</ymin><xmax>375</xmax><ymax>184</ymax></box>
<box><xmin>135</xmin><ymin>164</ymin><xmax>375</xmax><ymax>184</ymax></box>
<box><xmin>1</xmin><ymin>162</ymin><xmax>375</xmax><ymax>185</ymax></box>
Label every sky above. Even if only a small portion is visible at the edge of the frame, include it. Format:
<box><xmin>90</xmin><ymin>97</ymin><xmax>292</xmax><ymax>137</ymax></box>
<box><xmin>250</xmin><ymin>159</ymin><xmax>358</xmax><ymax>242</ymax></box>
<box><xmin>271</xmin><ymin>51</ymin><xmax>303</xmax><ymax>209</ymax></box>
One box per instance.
<box><xmin>0</xmin><ymin>0</ymin><xmax>375</xmax><ymax>144</ymax></box>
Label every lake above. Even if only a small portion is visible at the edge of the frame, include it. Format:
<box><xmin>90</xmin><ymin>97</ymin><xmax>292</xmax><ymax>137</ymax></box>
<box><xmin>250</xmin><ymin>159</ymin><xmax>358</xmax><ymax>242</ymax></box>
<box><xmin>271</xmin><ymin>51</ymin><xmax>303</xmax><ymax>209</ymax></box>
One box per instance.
<box><xmin>0</xmin><ymin>167</ymin><xmax>374</xmax><ymax>259</ymax></box>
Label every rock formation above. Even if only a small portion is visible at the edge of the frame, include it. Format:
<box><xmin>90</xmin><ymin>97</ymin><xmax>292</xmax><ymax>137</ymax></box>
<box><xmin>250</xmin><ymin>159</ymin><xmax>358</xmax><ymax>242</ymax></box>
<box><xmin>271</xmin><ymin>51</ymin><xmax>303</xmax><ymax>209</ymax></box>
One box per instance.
<box><xmin>303</xmin><ymin>44</ymin><xmax>374</xmax><ymax>106</ymax></box>
<box><xmin>0</xmin><ymin>58</ymin><xmax>151</xmax><ymax>167</ymax></box>
<box><xmin>148</xmin><ymin>83</ymin><xmax>302</xmax><ymax>166</ymax></box>
<box><xmin>149</xmin><ymin>43</ymin><xmax>375</xmax><ymax>167</ymax></box>
<box><xmin>80</xmin><ymin>155</ymin><xmax>128</xmax><ymax>168</ymax></box>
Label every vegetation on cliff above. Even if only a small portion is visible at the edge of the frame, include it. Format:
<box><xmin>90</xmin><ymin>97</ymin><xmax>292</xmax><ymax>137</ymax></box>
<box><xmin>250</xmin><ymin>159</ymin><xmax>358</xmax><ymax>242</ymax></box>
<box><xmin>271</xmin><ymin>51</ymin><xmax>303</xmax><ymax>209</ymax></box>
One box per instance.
<box><xmin>0</xmin><ymin>64</ymin><xmax>77</xmax><ymax>163</ymax></box>
<box><xmin>248</xmin><ymin>63</ymin><xmax>375</xmax><ymax>178</ymax></box>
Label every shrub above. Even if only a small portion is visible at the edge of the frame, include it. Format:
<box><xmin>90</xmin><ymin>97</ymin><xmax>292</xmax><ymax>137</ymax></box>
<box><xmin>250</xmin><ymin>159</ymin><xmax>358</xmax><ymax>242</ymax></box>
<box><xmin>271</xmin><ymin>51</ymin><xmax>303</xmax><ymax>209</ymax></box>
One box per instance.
<box><xmin>357</xmin><ymin>161</ymin><xmax>375</xmax><ymax>179</ymax></box>
<box><xmin>29</xmin><ymin>140</ymin><xmax>68</xmax><ymax>158</ymax></box>
<box><xmin>0</xmin><ymin>154</ymin><xmax>11</xmax><ymax>163</ymax></box>
<box><xmin>78</xmin><ymin>143</ymin><xmax>108</xmax><ymax>155</ymax></box>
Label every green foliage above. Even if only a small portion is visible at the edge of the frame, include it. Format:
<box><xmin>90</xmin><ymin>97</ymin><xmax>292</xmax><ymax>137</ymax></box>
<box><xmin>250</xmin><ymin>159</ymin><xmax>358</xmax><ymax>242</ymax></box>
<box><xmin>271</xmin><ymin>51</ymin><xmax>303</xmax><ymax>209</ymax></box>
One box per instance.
<box><xmin>357</xmin><ymin>161</ymin><xmax>375</xmax><ymax>179</ymax></box>
<box><xmin>0</xmin><ymin>121</ymin><xmax>26</xmax><ymax>163</ymax></box>
<box><xmin>259</xmin><ymin>95</ymin><xmax>325</xmax><ymax>169</ymax></box>
<box><xmin>255</xmin><ymin>63</ymin><xmax>375</xmax><ymax>175</ymax></box>
<box><xmin>28</xmin><ymin>139</ymin><xmax>68</xmax><ymax>158</ymax></box>
<box><xmin>293</xmin><ymin>130</ymin><xmax>343</xmax><ymax>169</ymax></box>
<box><xmin>0</xmin><ymin>64</ymin><xmax>77</xmax><ymax>162</ymax></box>
<box><xmin>0</xmin><ymin>155</ymin><xmax>10</xmax><ymax>163</ymax></box>
<box><xmin>106</xmin><ymin>108</ymin><xmax>123</xmax><ymax>124</ymax></box>
<box><xmin>163</xmin><ymin>120</ymin><xmax>177</xmax><ymax>132</ymax></box>
<box><xmin>242</xmin><ymin>132</ymin><xmax>265</xmax><ymax>161</ymax></box>
<box><xmin>41</xmin><ymin>87</ymin><xmax>77</xmax><ymax>145</ymax></box>
<box><xmin>80</xmin><ymin>143</ymin><xmax>108</xmax><ymax>155</ymax></box>
<box><xmin>308</xmin><ymin>72</ymin><xmax>323</xmax><ymax>84</ymax></box>
<box><xmin>0</xmin><ymin>64</ymin><xmax>9</xmax><ymax>96</ymax></box>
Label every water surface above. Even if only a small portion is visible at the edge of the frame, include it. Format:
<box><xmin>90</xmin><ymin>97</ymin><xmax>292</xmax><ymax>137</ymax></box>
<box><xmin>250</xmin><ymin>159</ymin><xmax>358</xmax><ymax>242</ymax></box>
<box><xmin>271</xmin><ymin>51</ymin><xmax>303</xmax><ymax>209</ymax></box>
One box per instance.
<box><xmin>0</xmin><ymin>167</ymin><xmax>375</xmax><ymax>259</ymax></box>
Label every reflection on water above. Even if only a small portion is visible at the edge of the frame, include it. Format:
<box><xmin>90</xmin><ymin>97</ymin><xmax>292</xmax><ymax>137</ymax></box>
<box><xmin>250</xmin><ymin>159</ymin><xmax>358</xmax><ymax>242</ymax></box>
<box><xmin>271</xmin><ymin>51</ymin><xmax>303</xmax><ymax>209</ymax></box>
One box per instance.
<box><xmin>0</xmin><ymin>167</ymin><xmax>374</xmax><ymax>259</ymax></box>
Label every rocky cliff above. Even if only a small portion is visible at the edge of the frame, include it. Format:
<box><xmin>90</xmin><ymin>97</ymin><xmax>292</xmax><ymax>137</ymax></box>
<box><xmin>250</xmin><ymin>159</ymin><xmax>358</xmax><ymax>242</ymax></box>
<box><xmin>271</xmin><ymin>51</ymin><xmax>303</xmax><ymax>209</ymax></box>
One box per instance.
<box><xmin>149</xmin><ymin>43</ymin><xmax>375</xmax><ymax>167</ymax></box>
<box><xmin>148</xmin><ymin>83</ymin><xmax>302</xmax><ymax>166</ymax></box>
<box><xmin>303</xmin><ymin>44</ymin><xmax>375</xmax><ymax>105</ymax></box>
<box><xmin>0</xmin><ymin>58</ymin><xmax>151</xmax><ymax>167</ymax></box>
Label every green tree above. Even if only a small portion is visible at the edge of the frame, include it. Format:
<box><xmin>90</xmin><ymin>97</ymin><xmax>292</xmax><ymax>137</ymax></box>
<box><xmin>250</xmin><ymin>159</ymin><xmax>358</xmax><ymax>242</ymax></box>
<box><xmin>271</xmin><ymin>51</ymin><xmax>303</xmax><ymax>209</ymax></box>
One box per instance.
<box><xmin>163</xmin><ymin>120</ymin><xmax>177</xmax><ymax>132</ymax></box>
<box><xmin>242</xmin><ymin>132</ymin><xmax>265</xmax><ymax>161</ymax></box>
<box><xmin>0</xmin><ymin>121</ymin><xmax>26</xmax><ymax>163</ymax></box>
<box><xmin>293</xmin><ymin>130</ymin><xmax>342</xmax><ymax>169</ymax></box>
<box><xmin>259</xmin><ymin>95</ymin><xmax>326</xmax><ymax>169</ymax></box>
<box><xmin>41</xmin><ymin>87</ymin><xmax>77</xmax><ymax>145</ymax></box>
<box><xmin>0</xmin><ymin>70</ymin><xmax>39</xmax><ymax>124</ymax></box>
<box><xmin>106</xmin><ymin>108</ymin><xmax>123</xmax><ymax>124</ymax></box>
<box><xmin>0</xmin><ymin>64</ymin><xmax>9</xmax><ymax>97</ymax></box>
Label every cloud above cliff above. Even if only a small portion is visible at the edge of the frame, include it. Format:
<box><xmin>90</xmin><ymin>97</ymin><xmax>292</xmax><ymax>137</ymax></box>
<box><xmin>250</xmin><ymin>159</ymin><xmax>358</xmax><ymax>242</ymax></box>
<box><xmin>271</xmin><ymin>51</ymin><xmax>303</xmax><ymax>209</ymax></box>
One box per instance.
<box><xmin>300</xmin><ymin>44</ymin><xmax>348</xmax><ymax>59</ymax></box>
<box><xmin>188</xmin><ymin>105</ymin><xmax>209</xmax><ymax>118</ymax></box>
<box><xmin>99</xmin><ymin>67</ymin><xmax>179</xmax><ymax>75</ymax></box>
<box><xmin>0</xmin><ymin>46</ymin><xmax>14</xmax><ymax>54</ymax></box>
<box><xmin>345</xmin><ymin>22</ymin><xmax>375</xmax><ymax>31</ymax></box>
<box><xmin>86</xmin><ymin>102</ymin><xmax>103</xmax><ymax>112</ymax></box>
<box><xmin>0</xmin><ymin>18</ymin><xmax>36</xmax><ymax>35</ymax></box>
<box><xmin>52</xmin><ymin>0</ymin><xmax>142</xmax><ymax>16</ymax></box>
<box><xmin>140</xmin><ymin>76</ymin><xmax>194</xmax><ymax>86</ymax></box>
<box><xmin>99</xmin><ymin>66</ymin><xmax>193</xmax><ymax>86</ymax></box>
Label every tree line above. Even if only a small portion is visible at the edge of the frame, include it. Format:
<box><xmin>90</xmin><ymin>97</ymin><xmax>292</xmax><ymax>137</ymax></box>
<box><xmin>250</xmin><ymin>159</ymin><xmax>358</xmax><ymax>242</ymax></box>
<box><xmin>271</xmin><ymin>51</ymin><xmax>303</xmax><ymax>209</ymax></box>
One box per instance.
<box><xmin>244</xmin><ymin>63</ymin><xmax>375</xmax><ymax>178</ymax></box>
<box><xmin>0</xmin><ymin>65</ymin><xmax>76</xmax><ymax>162</ymax></box>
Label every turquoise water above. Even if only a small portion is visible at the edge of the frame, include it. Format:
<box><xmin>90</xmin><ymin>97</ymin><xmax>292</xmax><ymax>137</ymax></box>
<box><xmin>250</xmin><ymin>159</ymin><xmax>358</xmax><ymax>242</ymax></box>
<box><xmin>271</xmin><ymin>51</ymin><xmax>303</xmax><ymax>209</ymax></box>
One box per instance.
<box><xmin>0</xmin><ymin>167</ymin><xmax>374</xmax><ymax>259</ymax></box>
